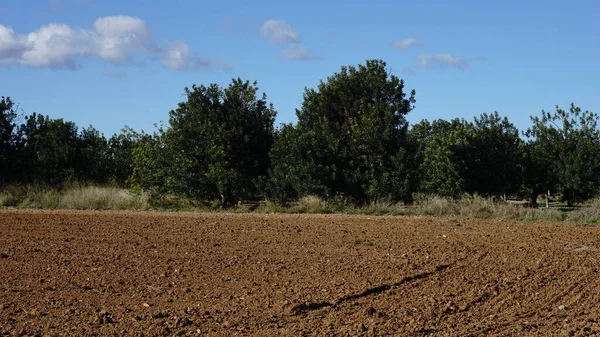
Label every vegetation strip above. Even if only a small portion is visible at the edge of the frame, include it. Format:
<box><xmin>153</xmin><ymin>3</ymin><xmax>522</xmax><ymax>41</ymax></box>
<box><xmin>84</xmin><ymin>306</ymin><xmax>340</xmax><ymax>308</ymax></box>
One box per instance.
<box><xmin>2</xmin><ymin>59</ymin><xmax>599</xmax><ymax>211</ymax></box>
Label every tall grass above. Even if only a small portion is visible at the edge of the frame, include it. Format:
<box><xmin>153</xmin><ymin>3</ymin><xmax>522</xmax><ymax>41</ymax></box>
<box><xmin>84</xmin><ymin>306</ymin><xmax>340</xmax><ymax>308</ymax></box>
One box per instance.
<box><xmin>58</xmin><ymin>187</ymin><xmax>149</xmax><ymax>210</ymax></box>
<box><xmin>412</xmin><ymin>193</ymin><xmax>568</xmax><ymax>221</ymax></box>
<box><xmin>0</xmin><ymin>185</ymin><xmax>149</xmax><ymax>210</ymax></box>
<box><xmin>254</xmin><ymin>193</ymin><xmax>587</xmax><ymax>222</ymax></box>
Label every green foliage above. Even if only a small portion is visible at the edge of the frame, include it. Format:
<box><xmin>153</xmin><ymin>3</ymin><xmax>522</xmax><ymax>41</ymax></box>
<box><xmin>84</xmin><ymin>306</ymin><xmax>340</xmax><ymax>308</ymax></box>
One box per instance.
<box><xmin>412</xmin><ymin>112</ymin><xmax>525</xmax><ymax>199</ymax></box>
<box><xmin>75</xmin><ymin>125</ymin><xmax>110</xmax><ymax>184</ymax></box>
<box><xmin>130</xmin><ymin>78</ymin><xmax>276</xmax><ymax>206</ymax></box>
<box><xmin>526</xmin><ymin>104</ymin><xmax>600</xmax><ymax>206</ymax></box>
<box><xmin>468</xmin><ymin>112</ymin><xmax>524</xmax><ymax>197</ymax></box>
<box><xmin>0</xmin><ymin>97</ymin><xmax>22</xmax><ymax>185</ymax></box>
<box><xmin>19</xmin><ymin>113</ymin><xmax>80</xmax><ymax>186</ymax></box>
<box><xmin>268</xmin><ymin>59</ymin><xmax>416</xmax><ymax>203</ymax></box>
<box><xmin>412</xmin><ymin>118</ymin><xmax>472</xmax><ymax>197</ymax></box>
<box><xmin>129</xmin><ymin>130</ymin><xmax>177</xmax><ymax>197</ymax></box>
<box><xmin>106</xmin><ymin>126</ymin><xmax>141</xmax><ymax>186</ymax></box>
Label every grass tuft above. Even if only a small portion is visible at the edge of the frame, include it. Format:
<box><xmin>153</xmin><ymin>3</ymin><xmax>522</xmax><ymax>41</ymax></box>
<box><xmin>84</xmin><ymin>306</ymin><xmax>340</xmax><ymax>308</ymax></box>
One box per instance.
<box><xmin>292</xmin><ymin>195</ymin><xmax>331</xmax><ymax>214</ymax></box>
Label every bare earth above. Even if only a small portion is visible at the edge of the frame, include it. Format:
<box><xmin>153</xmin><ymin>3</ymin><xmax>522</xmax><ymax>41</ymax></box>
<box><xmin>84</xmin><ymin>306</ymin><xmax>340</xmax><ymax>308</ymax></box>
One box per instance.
<box><xmin>1</xmin><ymin>210</ymin><xmax>600</xmax><ymax>336</ymax></box>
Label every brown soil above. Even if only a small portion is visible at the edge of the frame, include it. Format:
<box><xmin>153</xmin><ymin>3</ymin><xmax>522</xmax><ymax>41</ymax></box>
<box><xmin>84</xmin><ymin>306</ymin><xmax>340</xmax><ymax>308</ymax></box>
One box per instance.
<box><xmin>1</xmin><ymin>210</ymin><xmax>600</xmax><ymax>336</ymax></box>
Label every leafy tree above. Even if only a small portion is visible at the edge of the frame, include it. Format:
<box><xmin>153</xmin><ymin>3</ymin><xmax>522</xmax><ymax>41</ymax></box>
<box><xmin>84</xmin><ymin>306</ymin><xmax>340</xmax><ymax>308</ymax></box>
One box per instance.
<box><xmin>75</xmin><ymin>125</ymin><xmax>109</xmax><ymax>184</ymax></box>
<box><xmin>19</xmin><ymin>113</ymin><xmax>79</xmax><ymax>186</ymax></box>
<box><xmin>414</xmin><ymin>118</ymin><xmax>472</xmax><ymax>197</ymax></box>
<box><xmin>468</xmin><ymin>112</ymin><xmax>524</xmax><ymax>198</ymax></box>
<box><xmin>106</xmin><ymin>126</ymin><xmax>141</xmax><ymax>186</ymax></box>
<box><xmin>525</xmin><ymin>104</ymin><xmax>600</xmax><ymax>206</ymax></box>
<box><xmin>268</xmin><ymin>59</ymin><xmax>416</xmax><ymax>203</ymax></box>
<box><xmin>131</xmin><ymin>78</ymin><xmax>276</xmax><ymax>206</ymax></box>
<box><xmin>0</xmin><ymin>96</ymin><xmax>20</xmax><ymax>185</ymax></box>
<box><xmin>129</xmin><ymin>129</ymin><xmax>185</xmax><ymax>197</ymax></box>
<box><xmin>266</xmin><ymin>124</ymin><xmax>330</xmax><ymax>201</ymax></box>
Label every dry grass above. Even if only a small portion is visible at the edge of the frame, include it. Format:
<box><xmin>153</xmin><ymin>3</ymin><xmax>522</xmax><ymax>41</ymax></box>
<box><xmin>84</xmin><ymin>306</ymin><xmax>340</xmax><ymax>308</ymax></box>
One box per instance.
<box><xmin>412</xmin><ymin>194</ymin><xmax>568</xmax><ymax>221</ymax></box>
<box><xmin>58</xmin><ymin>187</ymin><xmax>149</xmax><ymax>210</ymax></box>
<box><xmin>0</xmin><ymin>185</ymin><xmax>149</xmax><ymax>210</ymax></box>
<box><xmin>292</xmin><ymin>195</ymin><xmax>332</xmax><ymax>214</ymax></box>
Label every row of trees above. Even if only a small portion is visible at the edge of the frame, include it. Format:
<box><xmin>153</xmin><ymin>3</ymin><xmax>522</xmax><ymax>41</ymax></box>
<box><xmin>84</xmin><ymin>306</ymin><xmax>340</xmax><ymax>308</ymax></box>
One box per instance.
<box><xmin>0</xmin><ymin>96</ymin><xmax>138</xmax><ymax>187</ymax></box>
<box><xmin>2</xmin><ymin>59</ymin><xmax>599</xmax><ymax>207</ymax></box>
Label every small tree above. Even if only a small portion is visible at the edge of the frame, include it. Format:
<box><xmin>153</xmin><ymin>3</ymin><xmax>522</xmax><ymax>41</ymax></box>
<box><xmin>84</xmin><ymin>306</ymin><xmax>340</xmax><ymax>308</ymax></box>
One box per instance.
<box><xmin>0</xmin><ymin>96</ymin><xmax>20</xmax><ymax>185</ymax></box>
<box><xmin>469</xmin><ymin>112</ymin><xmax>524</xmax><ymax>199</ymax></box>
<box><xmin>107</xmin><ymin>126</ymin><xmax>141</xmax><ymax>187</ymax></box>
<box><xmin>75</xmin><ymin>126</ymin><xmax>109</xmax><ymax>184</ymax></box>
<box><xmin>414</xmin><ymin>118</ymin><xmax>472</xmax><ymax>197</ymax></box>
<box><xmin>19</xmin><ymin>113</ymin><xmax>79</xmax><ymax>186</ymax></box>
<box><xmin>525</xmin><ymin>104</ymin><xmax>600</xmax><ymax>206</ymax></box>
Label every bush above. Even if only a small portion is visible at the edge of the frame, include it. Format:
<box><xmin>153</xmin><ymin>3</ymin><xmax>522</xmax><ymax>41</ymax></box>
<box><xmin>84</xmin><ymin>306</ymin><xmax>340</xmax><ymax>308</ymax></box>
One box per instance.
<box><xmin>291</xmin><ymin>195</ymin><xmax>331</xmax><ymax>213</ymax></box>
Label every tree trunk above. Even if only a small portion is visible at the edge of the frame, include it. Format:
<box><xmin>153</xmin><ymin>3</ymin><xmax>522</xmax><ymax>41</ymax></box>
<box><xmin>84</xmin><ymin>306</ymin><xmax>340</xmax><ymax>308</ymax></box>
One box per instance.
<box><xmin>546</xmin><ymin>189</ymin><xmax>550</xmax><ymax>209</ymax></box>
<box><xmin>529</xmin><ymin>188</ymin><xmax>539</xmax><ymax>208</ymax></box>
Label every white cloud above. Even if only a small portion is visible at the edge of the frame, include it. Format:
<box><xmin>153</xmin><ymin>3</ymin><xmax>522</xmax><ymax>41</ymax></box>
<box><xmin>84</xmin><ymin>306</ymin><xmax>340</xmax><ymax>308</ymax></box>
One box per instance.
<box><xmin>279</xmin><ymin>44</ymin><xmax>321</xmax><ymax>60</ymax></box>
<box><xmin>21</xmin><ymin>23</ymin><xmax>93</xmax><ymax>69</ymax></box>
<box><xmin>260</xmin><ymin>19</ymin><xmax>299</xmax><ymax>44</ymax></box>
<box><xmin>0</xmin><ymin>16</ymin><xmax>229</xmax><ymax>71</ymax></box>
<box><xmin>260</xmin><ymin>19</ymin><xmax>320</xmax><ymax>61</ymax></box>
<box><xmin>0</xmin><ymin>25</ymin><xmax>29</xmax><ymax>64</ymax></box>
<box><xmin>417</xmin><ymin>53</ymin><xmax>469</xmax><ymax>70</ymax></box>
<box><xmin>161</xmin><ymin>41</ymin><xmax>231</xmax><ymax>71</ymax></box>
<box><xmin>391</xmin><ymin>38</ymin><xmax>422</xmax><ymax>51</ymax></box>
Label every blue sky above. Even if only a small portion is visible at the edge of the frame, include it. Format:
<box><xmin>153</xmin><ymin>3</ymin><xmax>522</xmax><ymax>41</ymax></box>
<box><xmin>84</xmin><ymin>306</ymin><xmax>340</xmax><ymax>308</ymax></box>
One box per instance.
<box><xmin>1</xmin><ymin>0</ymin><xmax>598</xmax><ymax>136</ymax></box>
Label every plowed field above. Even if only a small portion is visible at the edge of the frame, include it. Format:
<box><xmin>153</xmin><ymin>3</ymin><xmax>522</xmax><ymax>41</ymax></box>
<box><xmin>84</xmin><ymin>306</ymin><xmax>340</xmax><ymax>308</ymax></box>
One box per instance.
<box><xmin>1</xmin><ymin>210</ymin><xmax>600</xmax><ymax>336</ymax></box>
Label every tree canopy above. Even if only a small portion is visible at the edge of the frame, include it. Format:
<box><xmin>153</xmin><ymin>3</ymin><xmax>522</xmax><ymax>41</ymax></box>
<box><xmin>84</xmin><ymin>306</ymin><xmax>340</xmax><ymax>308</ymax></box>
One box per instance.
<box><xmin>130</xmin><ymin>78</ymin><xmax>276</xmax><ymax>206</ymax></box>
<box><xmin>268</xmin><ymin>59</ymin><xmax>416</xmax><ymax>203</ymax></box>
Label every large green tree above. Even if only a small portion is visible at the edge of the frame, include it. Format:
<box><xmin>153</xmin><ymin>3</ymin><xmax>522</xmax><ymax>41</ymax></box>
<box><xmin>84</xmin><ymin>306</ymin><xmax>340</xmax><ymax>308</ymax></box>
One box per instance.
<box><xmin>268</xmin><ymin>59</ymin><xmax>416</xmax><ymax>203</ymax></box>
<box><xmin>131</xmin><ymin>78</ymin><xmax>276</xmax><ymax>206</ymax></box>
<box><xmin>525</xmin><ymin>104</ymin><xmax>600</xmax><ymax>206</ymax></box>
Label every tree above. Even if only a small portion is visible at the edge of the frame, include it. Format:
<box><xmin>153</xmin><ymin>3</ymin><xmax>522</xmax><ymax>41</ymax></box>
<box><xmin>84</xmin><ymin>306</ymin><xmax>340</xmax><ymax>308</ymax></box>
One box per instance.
<box><xmin>131</xmin><ymin>78</ymin><xmax>276</xmax><ymax>206</ymax></box>
<box><xmin>0</xmin><ymin>96</ymin><xmax>20</xmax><ymax>185</ymax></box>
<box><xmin>129</xmin><ymin>129</ymin><xmax>183</xmax><ymax>197</ymax></box>
<box><xmin>468</xmin><ymin>112</ymin><xmax>524</xmax><ymax>198</ymax></box>
<box><xmin>413</xmin><ymin>118</ymin><xmax>472</xmax><ymax>197</ymax></box>
<box><xmin>268</xmin><ymin>59</ymin><xmax>416</xmax><ymax>203</ymax></box>
<box><xmin>75</xmin><ymin>125</ymin><xmax>109</xmax><ymax>184</ymax></box>
<box><xmin>525</xmin><ymin>104</ymin><xmax>600</xmax><ymax>206</ymax></box>
<box><xmin>19</xmin><ymin>113</ymin><xmax>81</xmax><ymax>186</ymax></box>
<box><xmin>106</xmin><ymin>126</ymin><xmax>141</xmax><ymax>186</ymax></box>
